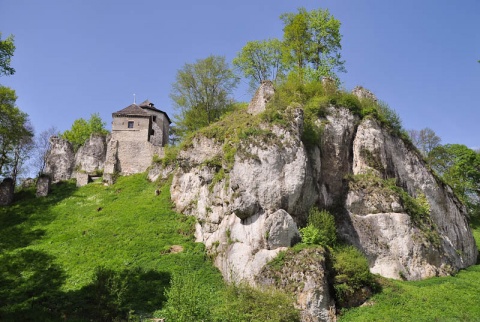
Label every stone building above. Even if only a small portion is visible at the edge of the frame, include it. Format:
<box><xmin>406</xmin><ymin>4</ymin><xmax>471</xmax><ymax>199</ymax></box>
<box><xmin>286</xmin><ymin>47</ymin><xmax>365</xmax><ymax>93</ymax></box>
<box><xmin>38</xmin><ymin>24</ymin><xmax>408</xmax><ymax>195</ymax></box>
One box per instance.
<box><xmin>104</xmin><ymin>100</ymin><xmax>171</xmax><ymax>179</ymax></box>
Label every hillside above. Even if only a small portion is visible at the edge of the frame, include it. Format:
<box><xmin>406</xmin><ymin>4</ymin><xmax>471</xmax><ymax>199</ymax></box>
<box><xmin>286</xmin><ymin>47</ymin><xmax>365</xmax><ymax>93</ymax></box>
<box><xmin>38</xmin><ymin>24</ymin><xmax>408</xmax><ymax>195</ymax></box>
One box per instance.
<box><xmin>0</xmin><ymin>175</ymin><xmax>224</xmax><ymax>321</ymax></box>
<box><xmin>1</xmin><ymin>167</ymin><xmax>479</xmax><ymax>321</ymax></box>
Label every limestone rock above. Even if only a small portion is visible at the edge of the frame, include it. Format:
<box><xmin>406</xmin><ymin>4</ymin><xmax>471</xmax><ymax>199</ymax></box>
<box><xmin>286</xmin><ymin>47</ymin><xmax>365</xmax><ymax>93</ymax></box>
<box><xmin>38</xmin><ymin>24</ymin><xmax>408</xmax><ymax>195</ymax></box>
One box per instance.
<box><xmin>257</xmin><ymin>248</ymin><xmax>335</xmax><ymax>322</ymax></box>
<box><xmin>36</xmin><ymin>175</ymin><xmax>51</xmax><ymax>197</ymax></box>
<box><xmin>44</xmin><ymin>136</ymin><xmax>75</xmax><ymax>182</ymax></box>
<box><xmin>168</xmin><ymin>95</ymin><xmax>477</xmax><ymax>319</ymax></box>
<box><xmin>352</xmin><ymin>86</ymin><xmax>377</xmax><ymax>102</ymax></box>
<box><xmin>344</xmin><ymin>118</ymin><xmax>477</xmax><ymax>279</ymax></box>
<box><xmin>247</xmin><ymin>80</ymin><xmax>275</xmax><ymax>115</ymax></box>
<box><xmin>75</xmin><ymin>134</ymin><xmax>108</xmax><ymax>173</ymax></box>
<box><xmin>0</xmin><ymin>178</ymin><xmax>14</xmax><ymax>205</ymax></box>
<box><xmin>264</xmin><ymin>209</ymin><xmax>299</xmax><ymax>250</ymax></box>
<box><xmin>75</xmin><ymin>172</ymin><xmax>90</xmax><ymax>187</ymax></box>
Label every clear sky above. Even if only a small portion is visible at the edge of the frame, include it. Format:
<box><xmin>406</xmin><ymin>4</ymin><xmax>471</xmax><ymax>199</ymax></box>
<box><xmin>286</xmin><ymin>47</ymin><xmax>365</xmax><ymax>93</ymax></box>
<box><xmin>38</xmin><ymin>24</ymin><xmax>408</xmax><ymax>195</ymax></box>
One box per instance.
<box><xmin>1</xmin><ymin>0</ymin><xmax>479</xmax><ymax>148</ymax></box>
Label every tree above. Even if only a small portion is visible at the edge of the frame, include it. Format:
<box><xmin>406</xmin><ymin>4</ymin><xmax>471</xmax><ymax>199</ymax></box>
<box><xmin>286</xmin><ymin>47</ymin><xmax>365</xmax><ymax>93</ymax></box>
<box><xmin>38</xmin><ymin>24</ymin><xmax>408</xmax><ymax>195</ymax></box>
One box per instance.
<box><xmin>0</xmin><ymin>86</ymin><xmax>34</xmax><ymax>180</ymax></box>
<box><xmin>9</xmin><ymin>122</ymin><xmax>34</xmax><ymax>184</ymax></box>
<box><xmin>428</xmin><ymin>144</ymin><xmax>480</xmax><ymax>215</ymax></box>
<box><xmin>33</xmin><ymin>126</ymin><xmax>58</xmax><ymax>176</ymax></box>
<box><xmin>0</xmin><ymin>33</ymin><xmax>15</xmax><ymax>76</ymax></box>
<box><xmin>170</xmin><ymin>55</ymin><xmax>239</xmax><ymax>138</ymax></box>
<box><xmin>281</xmin><ymin>8</ymin><xmax>345</xmax><ymax>82</ymax></box>
<box><xmin>61</xmin><ymin>113</ymin><xmax>108</xmax><ymax>151</ymax></box>
<box><xmin>408</xmin><ymin>127</ymin><xmax>441</xmax><ymax>156</ymax></box>
<box><xmin>233</xmin><ymin>38</ymin><xmax>284</xmax><ymax>90</ymax></box>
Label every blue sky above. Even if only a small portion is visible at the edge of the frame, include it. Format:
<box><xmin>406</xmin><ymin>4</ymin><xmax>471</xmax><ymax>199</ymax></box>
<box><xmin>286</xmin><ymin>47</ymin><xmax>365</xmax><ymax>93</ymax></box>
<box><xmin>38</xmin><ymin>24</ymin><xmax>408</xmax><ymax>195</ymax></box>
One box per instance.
<box><xmin>1</xmin><ymin>0</ymin><xmax>479</xmax><ymax>148</ymax></box>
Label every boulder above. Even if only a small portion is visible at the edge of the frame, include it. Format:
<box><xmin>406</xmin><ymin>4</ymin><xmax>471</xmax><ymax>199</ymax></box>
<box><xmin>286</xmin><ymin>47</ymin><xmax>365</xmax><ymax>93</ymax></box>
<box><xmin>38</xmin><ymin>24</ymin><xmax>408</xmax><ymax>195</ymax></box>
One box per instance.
<box><xmin>36</xmin><ymin>175</ymin><xmax>51</xmax><ymax>197</ymax></box>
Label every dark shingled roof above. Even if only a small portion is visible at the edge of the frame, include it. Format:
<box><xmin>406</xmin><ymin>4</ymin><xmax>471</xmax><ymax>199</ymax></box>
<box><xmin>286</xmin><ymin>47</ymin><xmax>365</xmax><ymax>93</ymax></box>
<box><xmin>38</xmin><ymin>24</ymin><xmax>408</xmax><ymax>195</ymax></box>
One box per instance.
<box><xmin>113</xmin><ymin>100</ymin><xmax>172</xmax><ymax>124</ymax></box>
<box><xmin>112</xmin><ymin>104</ymin><xmax>150</xmax><ymax>117</ymax></box>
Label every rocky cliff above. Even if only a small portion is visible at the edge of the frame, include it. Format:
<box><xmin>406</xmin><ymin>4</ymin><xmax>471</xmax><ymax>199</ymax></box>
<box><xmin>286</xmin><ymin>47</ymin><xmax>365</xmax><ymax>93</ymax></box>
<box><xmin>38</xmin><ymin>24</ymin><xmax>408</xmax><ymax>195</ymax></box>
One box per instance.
<box><xmin>158</xmin><ymin>86</ymin><xmax>477</xmax><ymax>321</ymax></box>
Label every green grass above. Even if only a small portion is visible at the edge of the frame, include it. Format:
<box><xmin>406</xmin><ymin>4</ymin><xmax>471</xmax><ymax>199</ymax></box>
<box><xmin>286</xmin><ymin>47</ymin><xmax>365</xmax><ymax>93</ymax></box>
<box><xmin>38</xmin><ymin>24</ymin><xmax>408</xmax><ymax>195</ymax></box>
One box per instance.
<box><xmin>0</xmin><ymin>174</ymin><xmax>223</xmax><ymax>321</ymax></box>
<box><xmin>338</xmin><ymin>220</ymin><xmax>480</xmax><ymax>322</ymax></box>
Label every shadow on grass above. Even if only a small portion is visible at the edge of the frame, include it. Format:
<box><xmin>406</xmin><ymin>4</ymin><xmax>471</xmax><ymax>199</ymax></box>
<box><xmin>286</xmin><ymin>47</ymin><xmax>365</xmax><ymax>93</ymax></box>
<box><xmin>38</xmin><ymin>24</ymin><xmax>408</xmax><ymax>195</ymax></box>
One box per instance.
<box><xmin>0</xmin><ymin>257</ymin><xmax>170</xmax><ymax>321</ymax></box>
<box><xmin>0</xmin><ymin>181</ymin><xmax>171</xmax><ymax>321</ymax></box>
<box><xmin>0</xmin><ymin>181</ymin><xmax>78</xmax><ymax>251</ymax></box>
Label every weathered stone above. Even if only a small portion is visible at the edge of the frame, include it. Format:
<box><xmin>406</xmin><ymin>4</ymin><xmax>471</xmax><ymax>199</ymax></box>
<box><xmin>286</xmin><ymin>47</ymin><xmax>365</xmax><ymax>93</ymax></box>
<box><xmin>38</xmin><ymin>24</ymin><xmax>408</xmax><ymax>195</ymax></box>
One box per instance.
<box><xmin>44</xmin><ymin>136</ymin><xmax>75</xmax><ymax>182</ymax></box>
<box><xmin>21</xmin><ymin>178</ymin><xmax>36</xmax><ymax>189</ymax></box>
<box><xmin>75</xmin><ymin>134</ymin><xmax>108</xmax><ymax>173</ymax></box>
<box><xmin>247</xmin><ymin>80</ymin><xmax>275</xmax><ymax>115</ymax></box>
<box><xmin>36</xmin><ymin>175</ymin><xmax>51</xmax><ymax>197</ymax></box>
<box><xmin>257</xmin><ymin>248</ymin><xmax>335</xmax><ymax>322</ymax></box>
<box><xmin>168</xmin><ymin>92</ymin><xmax>477</xmax><ymax>320</ymax></box>
<box><xmin>352</xmin><ymin>86</ymin><xmax>377</xmax><ymax>102</ymax></box>
<box><xmin>264</xmin><ymin>209</ymin><xmax>299</xmax><ymax>250</ymax></box>
<box><xmin>75</xmin><ymin>172</ymin><xmax>90</xmax><ymax>187</ymax></box>
<box><xmin>0</xmin><ymin>178</ymin><xmax>14</xmax><ymax>205</ymax></box>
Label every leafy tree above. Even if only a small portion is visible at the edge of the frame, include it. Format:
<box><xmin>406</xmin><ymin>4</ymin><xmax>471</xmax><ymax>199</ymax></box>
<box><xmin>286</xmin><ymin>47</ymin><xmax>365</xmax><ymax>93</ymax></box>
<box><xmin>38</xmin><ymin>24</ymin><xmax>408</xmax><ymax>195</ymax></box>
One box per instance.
<box><xmin>408</xmin><ymin>127</ymin><xmax>441</xmax><ymax>156</ymax></box>
<box><xmin>61</xmin><ymin>113</ymin><xmax>108</xmax><ymax>151</ymax></box>
<box><xmin>0</xmin><ymin>33</ymin><xmax>15</xmax><ymax>76</ymax></box>
<box><xmin>170</xmin><ymin>55</ymin><xmax>239</xmax><ymax>138</ymax></box>
<box><xmin>233</xmin><ymin>38</ymin><xmax>284</xmax><ymax>90</ymax></box>
<box><xmin>281</xmin><ymin>8</ymin><xmax>345</xmax><ymax>82</ymax></box>
<box><xmin>0</xmin><ymin>86</ymin><xmax>33</xmax><ymax>179</ymax></box>
<box><xmin>428</xmin><ymin>144</ymin><xmax>480</xmax><ymax>214</ymax></box>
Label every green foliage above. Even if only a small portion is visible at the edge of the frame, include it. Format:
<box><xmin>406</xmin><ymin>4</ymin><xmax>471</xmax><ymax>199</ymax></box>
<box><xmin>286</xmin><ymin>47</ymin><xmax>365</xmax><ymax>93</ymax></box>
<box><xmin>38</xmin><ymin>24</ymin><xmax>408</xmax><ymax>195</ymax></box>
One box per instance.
<box><xmin>159</xmin><ymin>270</ymin><xmax>216</xmax><ymax>322</ymax></box>
<box><xmin>339</xmin><ymin>265</ymin><xmax>480</xmax><ymax>321</ymax></box>
<box><xmin>61</xmin><ymin>113</ymin><xmax>109</xmax><ymax>151</ymax></box>
<box><xmin>214</xmin><ymin>284</ymin><xmax>300</xmax><ymax>322</ymax></box>
<box><xmin>0</xmin><ymin>85</ymin><xmax>33</xmax><ymax>177</ymax></box>
<box><xmin>308</xmin><ymin>208</ymin><xmax>337</xmax><ymax>247</ymax></box>
<box><xmin>233</xmin><ymin>38</ymin><xmax>284</xmax><ymax>90</ymax></box>
<box><xmin>428</xmin><ymin>144</ymin><xmax>480</xmax><ymax>217</ymax></box>
<box><xmin>160</xmin><ymin>145</ymin><xmax>180</xmax><ymax>167</ymax></box>
<box><xmin>299</xmin><ymin>224</ymin><xmax>322</xmax><ymax>245</ymax></box>
<box><xmin>0</xmin><ymin>33</ymin><xmax>15</xmax><ymax>76</ymax></box>
<box><xmin>171</xmin><ymin>55</ymin><xmax>239</xmax><ymax>139</ymax></box>
<box><xmin>281</xmin><ymin>7</ymin><xmax>345</xmax><ymax>82</ymax></box>
<box><xmin>332</xmin><ymin>246</ymin><xmax>376</xmax><ymax>308</ymax></box>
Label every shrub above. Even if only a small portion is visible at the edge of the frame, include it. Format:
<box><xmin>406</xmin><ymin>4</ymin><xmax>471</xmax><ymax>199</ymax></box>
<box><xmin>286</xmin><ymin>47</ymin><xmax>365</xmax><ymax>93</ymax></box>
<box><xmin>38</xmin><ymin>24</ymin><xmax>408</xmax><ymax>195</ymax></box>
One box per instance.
<box><xmin>299</xmin><ymin>224</ymin><xmax>321</xmax><ymax>245</ymax></box>
<box><xmin>331</xmin><ymin>245</ymin><xmax>376</xmax><ymax>307</ymax></box>
<box><xmin>308</xmin><ymin>208</ymin><xmax>337</xmax><ymax>247</ymax></box>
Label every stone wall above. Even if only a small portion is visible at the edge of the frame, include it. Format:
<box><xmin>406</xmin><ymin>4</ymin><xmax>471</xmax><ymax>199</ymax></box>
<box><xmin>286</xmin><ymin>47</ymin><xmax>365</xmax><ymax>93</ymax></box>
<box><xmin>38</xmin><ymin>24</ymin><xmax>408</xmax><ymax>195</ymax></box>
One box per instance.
<box><xmin>111</xmin><ymin>116</ymin><xmax>150</xmax><ymax>142</ymax></box>
<box><xmin>247</xmin><ymin>80</ymin><xmax>275</xmax><ymax>115</ymax></box>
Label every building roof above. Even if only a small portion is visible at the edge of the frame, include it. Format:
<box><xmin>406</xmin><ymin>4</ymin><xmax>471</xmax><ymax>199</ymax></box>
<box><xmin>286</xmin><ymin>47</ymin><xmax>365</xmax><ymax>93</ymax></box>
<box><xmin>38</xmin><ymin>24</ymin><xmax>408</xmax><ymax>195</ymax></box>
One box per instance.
<box><xmin>113</xmin><ymin>100</ymin><xmax>172</xmax><ymax>124</ymax></box>
<box><xmin>112</xmin><ymin>104</ymin><xmax>150</xmax><ymax>117</ymax></box>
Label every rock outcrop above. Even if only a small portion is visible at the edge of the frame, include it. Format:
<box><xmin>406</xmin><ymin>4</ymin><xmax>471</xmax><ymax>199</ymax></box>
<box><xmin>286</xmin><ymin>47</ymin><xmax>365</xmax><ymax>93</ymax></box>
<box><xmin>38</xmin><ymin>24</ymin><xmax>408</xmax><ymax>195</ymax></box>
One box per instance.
<box><xmin>36</xmin><ymin>175</ymin><xmax>51</xmax><ymax>197</ymax></box>
<box><xmin>166</xmin><ymin>90</ymin><xmax>477</xmax><ymax>320</ymax></box>
<box><xmin>44</xmin><ymin>136</ymin><xmax>75</xmax><ymax>182</ymax></box>
<box><xmin>75</xmin><ymin>134</ymin><xmax>108</xmax><ymax>173</ymax></box>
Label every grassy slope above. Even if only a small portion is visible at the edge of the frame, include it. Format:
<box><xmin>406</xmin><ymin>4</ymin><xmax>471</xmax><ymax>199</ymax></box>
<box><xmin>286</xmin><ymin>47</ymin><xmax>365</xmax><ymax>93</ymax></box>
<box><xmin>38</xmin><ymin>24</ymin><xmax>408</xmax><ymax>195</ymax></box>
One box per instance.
<box><xmin>339</xmin><ymin>220</ymin><xmax>480</xmax><ymax>322</ymax></box>
<box><xmin>0</xmin><ymin>174</ymin><xmax>223</xmax><ymax>321</ymax></box>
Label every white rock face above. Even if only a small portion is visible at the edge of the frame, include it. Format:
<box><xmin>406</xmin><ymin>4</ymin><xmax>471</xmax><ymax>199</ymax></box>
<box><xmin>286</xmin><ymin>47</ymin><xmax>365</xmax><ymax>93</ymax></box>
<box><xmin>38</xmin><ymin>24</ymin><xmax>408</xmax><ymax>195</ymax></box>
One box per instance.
<box><xmin>44</xmin><ymin>136</ymin><xmax>75</xmax><ymax>182</ymax></box>
<box><xmin>171</xmin><ymin>120</ymin><xmax>312</xmax><ymax>283</ymax></box>
<box><xmin>168</xmin><ymin>99</ymin><xmax>477</xmax><ymax>320</ymax></box>
<box><xmin>74</xmin><ymin>134</ymin><xmax>108</xmax><ymax>173</ymax></box>
<box><xmin>346</xmin><ymin>118</ymin><xmax>477</xmax><ymax>279</ymax></box>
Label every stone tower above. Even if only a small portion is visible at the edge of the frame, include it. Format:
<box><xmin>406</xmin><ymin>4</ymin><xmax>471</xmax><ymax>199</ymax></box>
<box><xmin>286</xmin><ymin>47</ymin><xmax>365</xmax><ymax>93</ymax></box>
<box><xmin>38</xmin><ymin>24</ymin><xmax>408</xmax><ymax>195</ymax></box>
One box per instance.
<box><xmin>104</xmin><ymin>100</ymin><xmax>171</xmax><ymax>180</ymax></box>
